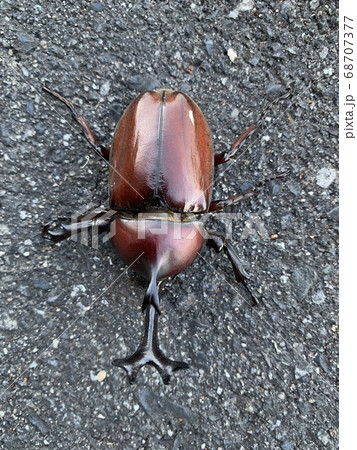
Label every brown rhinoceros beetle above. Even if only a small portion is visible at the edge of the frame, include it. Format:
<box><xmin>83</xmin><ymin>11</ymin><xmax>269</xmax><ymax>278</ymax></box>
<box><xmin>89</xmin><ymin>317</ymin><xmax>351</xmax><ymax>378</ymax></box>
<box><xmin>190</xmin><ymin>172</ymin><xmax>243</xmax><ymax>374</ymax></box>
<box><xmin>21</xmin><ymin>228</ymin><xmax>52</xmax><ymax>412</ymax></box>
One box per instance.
<box><xmin>43</xmin><ymin>86</ymin><xmax>289</xmax><ymax>384</ymax></box>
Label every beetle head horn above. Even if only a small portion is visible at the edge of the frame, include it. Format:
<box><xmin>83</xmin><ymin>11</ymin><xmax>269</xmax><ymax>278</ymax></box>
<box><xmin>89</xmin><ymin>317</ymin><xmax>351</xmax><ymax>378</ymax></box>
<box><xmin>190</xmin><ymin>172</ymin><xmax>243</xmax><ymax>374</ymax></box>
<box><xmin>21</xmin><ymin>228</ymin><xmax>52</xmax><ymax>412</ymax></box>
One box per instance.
<box><xmin>141</xmin><ymin>277</ymin><xmax>161</xmax><ymax>314</ymax></box>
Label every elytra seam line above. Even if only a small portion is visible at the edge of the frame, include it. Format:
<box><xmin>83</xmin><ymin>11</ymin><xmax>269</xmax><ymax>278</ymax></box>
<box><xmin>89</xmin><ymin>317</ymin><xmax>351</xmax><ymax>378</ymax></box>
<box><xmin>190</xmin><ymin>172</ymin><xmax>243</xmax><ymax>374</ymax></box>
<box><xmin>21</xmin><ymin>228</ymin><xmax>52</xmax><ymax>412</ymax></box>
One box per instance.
<box><xmin>155</xmin><ymin>91</ymin><xmax>166</xmax><ymax>196</ymax></box>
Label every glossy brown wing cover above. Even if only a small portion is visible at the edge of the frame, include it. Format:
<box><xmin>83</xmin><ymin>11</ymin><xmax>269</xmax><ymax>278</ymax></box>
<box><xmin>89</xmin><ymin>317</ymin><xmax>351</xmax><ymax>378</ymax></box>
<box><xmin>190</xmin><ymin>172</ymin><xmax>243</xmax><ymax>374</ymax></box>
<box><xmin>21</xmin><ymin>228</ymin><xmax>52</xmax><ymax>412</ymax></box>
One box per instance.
<box><xmin>109</xmin><ymin>90</ymin><xmax>214</xmax><ymax>212</ymax></box>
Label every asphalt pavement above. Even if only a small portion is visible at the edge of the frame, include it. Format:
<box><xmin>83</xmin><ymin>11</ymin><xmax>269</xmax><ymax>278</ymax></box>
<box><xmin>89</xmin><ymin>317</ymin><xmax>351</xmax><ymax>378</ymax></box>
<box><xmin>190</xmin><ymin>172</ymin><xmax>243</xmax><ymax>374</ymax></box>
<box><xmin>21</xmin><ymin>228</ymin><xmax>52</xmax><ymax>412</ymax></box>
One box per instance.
<box><xmin>0</xmin><ymin>1</ymin><xmax>338</xmax><ymax>449</ymax></box>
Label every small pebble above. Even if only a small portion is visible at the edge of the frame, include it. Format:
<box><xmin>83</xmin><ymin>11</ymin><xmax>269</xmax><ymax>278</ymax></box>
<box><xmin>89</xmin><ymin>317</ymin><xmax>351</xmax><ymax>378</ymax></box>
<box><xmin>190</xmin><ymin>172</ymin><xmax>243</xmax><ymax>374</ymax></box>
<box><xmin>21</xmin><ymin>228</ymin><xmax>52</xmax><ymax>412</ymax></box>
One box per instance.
<box><xmin>227</xmin><ymin>48</ymin><xmax>237</xmax><ymax>62</ymax></box>
<box><xmin>52</xmin><ymin>149</ymin><xmax>66</xmax><ymax>163</ymax></box>
<box><xmin>70</xmin><ymin>284</ymin><xmax>86</xmax><ymax>298</ymax></box>
<box><xmin>229</xmin><ymin>8</ymin><xmax>239</xmax><ymax>19</ymax></box>
<box><xmin>281</xmin><ymin>442</ymin><xmax>293</xmax><ymax>450</ymax></box>
<box><xmin>33</xmin><ymin>277</ymin><xmax>51</xmax><ymax>290</ymax></box>
<box><xmin>319</xmin><ymin>46</ymin><xmax>328</xmax><ymax>59</ymax></box>
<box><xmin>97</xmin><ymin>370</ymin><xmax>107</xmax><ymax>381</ymax></box>
<box><xmin>0</xmin><ymin>313</ymin><xmax>18</xmax><ymax>331</ymax></box>
<box><xmin>267</xmin><ymin>179</ymin><xmax>282</xmax><ymax>196</ymax></box>
<box><xmin>231</xmin><ymin>108</ymin><xmax>239</xmax><ymax>119</ymax></box>
<box><xmin>100</xmin><ymin>80</ymin><xmax>110</xmax><ymax>96</ymax></box>
<box><xmin>127</xmin><ymin>74</ymin><xmax>159</xmax><ymax>91</ymax></box>
<box><xmin>237</xmin><ymin>0</ymin><xmax>255</xmax><ymax>12</ymax></box>
<box><xmin>311</xmin><ymin>290</ymin><xmax>326</xmax><ymax>305</ymax></box>
<box><xmin>205</xmin><ymin>39</ymin><xmax>214</xmax><ymax>56</ymax></box>
<box><xmin>281</xmin><ymin>214</ymin><xmax>292</xmax><ymax>229</ymax></box>
<box><xmin>28</xmin><ymin>414</ymin><xmax>49</xmax><ymax>435</ymax></box>
<box><xmin>266</xmin><ymin>83</ymin><xmax>282</xmax><ymax>95</ymax></box>
<box><xmin>317</xmin><ymin>353</ymin><xmax>330</xmax><ymax>373</ymax></box>
<box><xmin>317</xmin><ymin>429</ymin><xmax>330</xmax><ymax>445</ymax></box>
<box><xmin>249</xmin><ymin>56</ymin><xmax>259</xmax><ymax>66</ymax></box>
<box><xmin>91</xmin><ymin>2</ymin><xmax>105</xmax><ymax>12</ymax></box>
<box><xmin>21</xmin><ymin>66</ymin><xmax>29</xmax><ymax>77</ymax></box>
<box><xmin>295</xmin><ymin>366</ymin><xmax>309</xmax><ymax>379</ymax></box>
<box><xmin>310</xmin><ymin>0</ymin><xmax>319</xmax><ymax>10</ymax></box>
<box><xmin>316</xmin><ymin>167</ymin><xmax>337</xmax><ymax>188</ymax></box>
<box><xmin>16</xmin><ymin>33</ymin><xmax>37</xmax><ymax>53</ymax></box>
<box><xmin>26</xmin><ymin>101</ymin><xmax>34</xmax><ymax>116</ymax></box>
<box><xmin>240</xmin><ymin>181</ymin><xmax>253</xmax><ymax>192</ymax></box>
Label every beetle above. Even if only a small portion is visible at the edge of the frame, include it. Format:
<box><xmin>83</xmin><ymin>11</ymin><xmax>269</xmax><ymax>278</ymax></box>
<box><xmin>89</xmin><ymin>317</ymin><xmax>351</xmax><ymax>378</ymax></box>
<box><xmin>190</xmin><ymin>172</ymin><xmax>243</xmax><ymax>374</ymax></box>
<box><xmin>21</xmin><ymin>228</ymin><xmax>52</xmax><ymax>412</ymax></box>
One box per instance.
<box><xmin>43</xmin><ymin>87</ymin><xmax>289</xmax><ymax>384</ymax></box>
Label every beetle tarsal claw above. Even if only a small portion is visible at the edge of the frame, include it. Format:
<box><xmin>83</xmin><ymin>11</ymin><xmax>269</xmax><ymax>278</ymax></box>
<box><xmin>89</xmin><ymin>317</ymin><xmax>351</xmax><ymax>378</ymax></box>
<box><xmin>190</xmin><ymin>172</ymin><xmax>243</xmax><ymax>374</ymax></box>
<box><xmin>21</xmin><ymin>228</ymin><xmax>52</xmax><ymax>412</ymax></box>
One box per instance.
<box><xmin>112</xmin><ymin>305</ymin><xmax>189</xmax><ymax>384</ymax></box>
<box><xmin>42</xmin><ymin>218</ymin><xmax>71</xmax><ymax>242</ymax></box>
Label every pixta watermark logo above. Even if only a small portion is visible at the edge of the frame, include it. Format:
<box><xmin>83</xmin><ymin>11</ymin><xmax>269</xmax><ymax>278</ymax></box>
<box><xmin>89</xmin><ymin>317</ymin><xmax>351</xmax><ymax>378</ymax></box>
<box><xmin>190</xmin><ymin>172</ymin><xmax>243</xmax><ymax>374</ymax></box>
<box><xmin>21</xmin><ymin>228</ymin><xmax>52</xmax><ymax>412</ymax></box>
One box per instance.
<box><xmin>64</xmin><ymin>204</ymin><xmax>269</xmax><ymax>249</ymax></box>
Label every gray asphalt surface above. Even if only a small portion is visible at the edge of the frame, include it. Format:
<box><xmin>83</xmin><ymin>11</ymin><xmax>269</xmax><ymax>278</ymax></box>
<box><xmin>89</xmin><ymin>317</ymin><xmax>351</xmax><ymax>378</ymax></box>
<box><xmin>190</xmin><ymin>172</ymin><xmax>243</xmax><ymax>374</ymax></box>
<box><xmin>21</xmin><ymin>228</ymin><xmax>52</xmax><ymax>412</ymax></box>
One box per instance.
<box><xmin>1</xmin><ymin>1</ymin><xmax>338</xmax><ymax>449</ymax></box>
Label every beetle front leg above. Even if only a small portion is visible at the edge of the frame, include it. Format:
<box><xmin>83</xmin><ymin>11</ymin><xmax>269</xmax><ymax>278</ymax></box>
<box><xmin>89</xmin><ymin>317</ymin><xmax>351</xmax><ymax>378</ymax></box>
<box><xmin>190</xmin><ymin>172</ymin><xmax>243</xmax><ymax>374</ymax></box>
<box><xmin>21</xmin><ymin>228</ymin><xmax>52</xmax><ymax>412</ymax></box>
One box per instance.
<box><xmin>43</xmin><ymin>85</ymin><xmax>110</xmax><ymax>160</ymax></box>
<box><xmin>207</xmin><ymin>231</ymin><xmax>258</xmax><ymax>305</ymax></box>
<box><xmin>214</xmin><ymin>125</ymin><xmax>257</xmax><ymax>166</ymax></box>
<box><xmin>214</xmin><ymin>92</ymin><xmax>290</xmax><ymax>166</ymax></box>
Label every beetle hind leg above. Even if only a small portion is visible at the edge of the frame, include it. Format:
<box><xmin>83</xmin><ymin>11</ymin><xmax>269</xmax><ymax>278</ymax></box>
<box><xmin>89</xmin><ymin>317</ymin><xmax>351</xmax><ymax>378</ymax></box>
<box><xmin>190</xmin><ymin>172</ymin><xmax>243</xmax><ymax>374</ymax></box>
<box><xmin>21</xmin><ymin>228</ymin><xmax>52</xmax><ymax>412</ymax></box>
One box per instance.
<box><xmin>112</xmin><ymin>305</ymin><xmax>189</xmax><ymax>384</ymax></box>
<box><xmin>207</xmin><ymin>231</ymin><xmax>259</xmax><ymax>306</ymax></box>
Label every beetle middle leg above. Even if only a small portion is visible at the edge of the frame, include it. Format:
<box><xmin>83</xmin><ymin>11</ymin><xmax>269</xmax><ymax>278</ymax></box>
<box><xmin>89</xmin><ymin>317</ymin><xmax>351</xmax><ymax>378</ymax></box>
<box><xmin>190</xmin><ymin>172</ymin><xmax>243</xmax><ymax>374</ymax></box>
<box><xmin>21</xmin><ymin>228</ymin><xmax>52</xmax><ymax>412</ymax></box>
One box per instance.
<box><xmin>209</xmin><ymin>168</ymin><xmax>289</xmax><ymax>212</ymax></box>
<box><xmin>43</xmin><ymin>85</ymin><xmax>110</xmax><ymax>160</ymax></box>
<box><xmin>42</xmin><ymin>208</ymin><xmax>115</xmax><ymax>242</ymax></box>
<box><xmin>209</xmin><ymin>189</ymin><xmax>257</xmax><ymax>212</ymax></box>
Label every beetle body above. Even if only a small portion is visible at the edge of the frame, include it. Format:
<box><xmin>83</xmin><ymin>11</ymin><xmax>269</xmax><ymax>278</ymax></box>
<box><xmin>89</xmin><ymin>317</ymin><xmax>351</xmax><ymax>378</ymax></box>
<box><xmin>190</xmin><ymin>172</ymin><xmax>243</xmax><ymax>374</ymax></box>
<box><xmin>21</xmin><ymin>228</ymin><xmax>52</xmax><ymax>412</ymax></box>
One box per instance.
<box><xmin>43</xmin><ymin>85</ymin><xmax>288</xmax><ymax>384</ymax></box>
<box><xmin>109</xmin><ymin>89</ymin><xmax>213</xmax><ymax>212</ymax></box>
<box><xmin>109</xmin><ymin>90</ymin><xmax>212</xmax><ymax>315</ymax></box>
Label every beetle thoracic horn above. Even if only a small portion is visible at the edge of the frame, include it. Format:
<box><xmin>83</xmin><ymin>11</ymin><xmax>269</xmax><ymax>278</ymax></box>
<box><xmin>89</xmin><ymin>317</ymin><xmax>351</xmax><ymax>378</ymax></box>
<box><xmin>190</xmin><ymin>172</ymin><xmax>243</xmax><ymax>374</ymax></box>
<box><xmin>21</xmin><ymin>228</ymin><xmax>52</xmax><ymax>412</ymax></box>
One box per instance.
<box><xmin>112</xmin><ymin>304</ymin><xmax>189</xmax><ymax>384</ymax></box>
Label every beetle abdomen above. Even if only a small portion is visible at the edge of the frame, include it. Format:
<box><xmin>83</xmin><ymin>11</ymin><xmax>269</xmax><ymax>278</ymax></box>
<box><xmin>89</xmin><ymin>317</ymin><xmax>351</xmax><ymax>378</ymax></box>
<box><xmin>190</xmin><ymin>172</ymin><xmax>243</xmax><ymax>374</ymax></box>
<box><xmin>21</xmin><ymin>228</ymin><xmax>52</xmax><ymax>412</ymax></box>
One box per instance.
<box><xmin>109</xmin><ymin>90</ymin><xmax>214</xmax><ymax>213</ymax></box>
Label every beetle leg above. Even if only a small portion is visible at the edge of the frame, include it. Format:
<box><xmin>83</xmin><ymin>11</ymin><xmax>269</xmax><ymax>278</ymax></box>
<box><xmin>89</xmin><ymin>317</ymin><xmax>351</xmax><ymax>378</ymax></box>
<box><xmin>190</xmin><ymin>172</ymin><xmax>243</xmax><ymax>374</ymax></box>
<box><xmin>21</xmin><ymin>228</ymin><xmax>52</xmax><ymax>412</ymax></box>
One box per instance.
<box><xmin>214</xmin><ymin>92</ymin><xmax>291</xmax><ymax>165</ymax></box>
<box><xmin>42</xmin><ymin>217</ymin><xmax>72</xmax><ymax>242</ymax></box>
<box><xmin>209</xmin><ymin>189</ymin><xmax>257</xmax><ymax>212</ymax></box>
<box><xmin>256</xmin><ymin>169</ymin><xmax>290</xmax><ymax>188</ymax></box>
<box><xmin>43</xmin><ymin>85</ymin><xmax>110</xmax><ymax>160</ymax></box>
<box><xmin>42</xmin><ymin>208</ymin><xmax>114</xmax><ymax>242</ymax></box>
<box><xmin>112</xmin><ymin>304</ymin><xmax>189</xmax><ymax>385</ymax></box>
<box><xmin>209</xmin><ymin>168</ymin><xmax>289</xmax><ymax>212</ymax></box>
<box><xmin>207</xmin><ymin>232</ymin><xmax>258</xmax><ymax>306</ymax></box>
<box><xmin>214</xmin><ymin>125</ymin><xmax>257</xmax><ymax>165</ymax></box>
